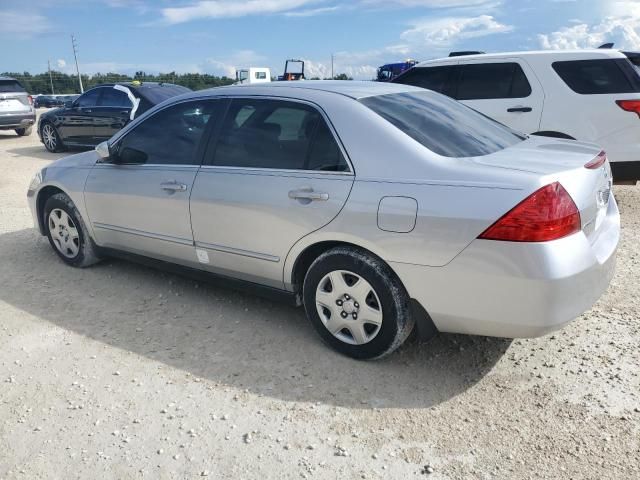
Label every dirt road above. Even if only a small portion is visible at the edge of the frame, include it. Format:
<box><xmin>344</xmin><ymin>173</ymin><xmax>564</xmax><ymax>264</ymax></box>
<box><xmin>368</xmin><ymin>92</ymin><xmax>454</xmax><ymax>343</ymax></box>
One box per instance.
<box><xmin>0</xmin><ymin>119</ymin><xmax>638</xmax><ymax>479</ymax></box>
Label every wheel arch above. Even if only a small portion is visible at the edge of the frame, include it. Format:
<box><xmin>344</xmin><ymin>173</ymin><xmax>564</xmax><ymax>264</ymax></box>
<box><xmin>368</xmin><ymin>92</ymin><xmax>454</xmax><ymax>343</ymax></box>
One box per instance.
<box><xmin>289</xmin><ymin>239</ymin><xmax>438</xmax><ymax>342</ymax></box>
<box><xmin>36</xmin><ymin>185</ymin><xmax>66</xmax><ymax>234</ymax></box>
<box><xmin>530</xmin><ymin>131</ymin><xmax>576</xmax><ymax>140</ymax></box>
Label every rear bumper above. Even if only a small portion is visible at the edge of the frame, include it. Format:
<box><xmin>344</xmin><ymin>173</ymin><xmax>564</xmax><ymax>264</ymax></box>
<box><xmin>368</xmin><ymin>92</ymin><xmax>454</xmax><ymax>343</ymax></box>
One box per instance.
<box><xmin>393</xmin><ymin>196</ymin><xmax>620</xmax><ymax>338</ymax></box>
<box><xmin>0</xmin><ymin>112</ymin><xmax>36</xmax><ymax>129</ymax></box>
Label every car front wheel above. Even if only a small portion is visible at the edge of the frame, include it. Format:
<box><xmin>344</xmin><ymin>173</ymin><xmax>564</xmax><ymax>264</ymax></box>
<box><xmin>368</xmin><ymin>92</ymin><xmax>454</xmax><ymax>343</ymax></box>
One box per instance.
<box><xmin>303</xmin><ymin>247</ymin><xmax>415</xmax><ymax>360</ymax></box>
<box><xmin>43</xmin><ymin>193</ymin><xmax>101</xmax><ymax>267</ymax></box>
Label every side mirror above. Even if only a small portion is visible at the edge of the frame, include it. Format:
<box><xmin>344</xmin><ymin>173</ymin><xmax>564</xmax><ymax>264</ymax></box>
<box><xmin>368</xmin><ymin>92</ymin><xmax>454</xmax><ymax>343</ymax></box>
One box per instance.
<box><xmin>95</xmin><ymin>141</ymin><xmax>111</xmax><ymax>162</ymax></box>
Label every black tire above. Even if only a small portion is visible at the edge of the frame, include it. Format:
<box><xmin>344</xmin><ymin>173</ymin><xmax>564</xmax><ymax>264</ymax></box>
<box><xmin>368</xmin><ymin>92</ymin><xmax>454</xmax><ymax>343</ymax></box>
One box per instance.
<box><xmin>303</xmin><ymin>247</ymin><xmax>415</xmax><ymax>360</ymax></box>
<box><xmin>43</xmin><ymin>193</ymin><xmax>101</xmax><ymax>268</ymax></box>
<box><xmin>15</xmin><ymin>126</ymin><xmax>33</xmax><ymax>136</ymax></box>
<box><xmin>40</xmin><ymin>122</ymin><xmax>64</xmax><ymax>152</ymax></box>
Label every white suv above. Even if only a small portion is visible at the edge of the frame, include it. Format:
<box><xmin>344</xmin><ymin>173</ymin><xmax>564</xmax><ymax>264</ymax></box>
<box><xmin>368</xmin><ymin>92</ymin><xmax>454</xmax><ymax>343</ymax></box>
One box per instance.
<box><xmin>394</xmin><ymin>49</ymin><xmax>640</xmax><ymax>182</ymax></box>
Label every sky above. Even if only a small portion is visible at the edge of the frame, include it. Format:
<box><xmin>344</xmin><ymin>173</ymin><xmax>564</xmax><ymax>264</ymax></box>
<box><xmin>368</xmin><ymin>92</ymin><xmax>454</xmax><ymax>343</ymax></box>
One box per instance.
<box><xmin>2</xmin><ymin>0</ymin><xmax>640</xmax><ymax>80</ymax></box>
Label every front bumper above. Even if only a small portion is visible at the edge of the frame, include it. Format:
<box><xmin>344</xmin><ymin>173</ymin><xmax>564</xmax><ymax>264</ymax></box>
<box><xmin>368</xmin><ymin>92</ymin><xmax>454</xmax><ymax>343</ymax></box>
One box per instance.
<box><xmin>393</xmin><ymin>196</ymin><xmax>620</xmax><ymax>339</ymax></box>
<box><xmin>0</xmin><ymin>112</ymin><xmax>36</xmax><ymax>129</ymax></box>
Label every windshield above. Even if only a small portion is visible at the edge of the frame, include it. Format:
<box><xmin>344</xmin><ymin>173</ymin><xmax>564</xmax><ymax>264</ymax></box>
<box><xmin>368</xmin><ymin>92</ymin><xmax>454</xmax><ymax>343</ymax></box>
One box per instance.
<box><xmin>360</xmin><ymin>91</ymin><xmax>525</xmax><ymax>157</ymax></box>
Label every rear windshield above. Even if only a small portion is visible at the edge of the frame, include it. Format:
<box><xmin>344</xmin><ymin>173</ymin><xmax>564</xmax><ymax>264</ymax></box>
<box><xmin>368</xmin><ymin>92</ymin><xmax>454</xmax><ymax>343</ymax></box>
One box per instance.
<box><xmin>136</xmin><ymin>84</ymin><xmax>191</xmax><ymax>105</ymax></box>
<box><xmin>360</xmin><ymin>91</ymin><xmax>525</xmax><ymax>157</ymax></box>
<box><xmin>552</xmin><ymin>59</ymin><xmax>640</xmax><ymax>94</ymax></box>
<box><xmin>0</xmin><ymin>80</ymin><xmax>26</xmax><ymax>93</ymax></box>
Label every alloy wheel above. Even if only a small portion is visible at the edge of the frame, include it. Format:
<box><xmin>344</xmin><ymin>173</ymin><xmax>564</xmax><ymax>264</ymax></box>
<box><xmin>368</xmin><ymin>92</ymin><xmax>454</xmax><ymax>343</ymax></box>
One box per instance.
<box><xmin>315</xmin><ymin>270</ymin><xmax>383</xmax><ymax>345</ymax></box>
<box><xmin>48</xmin><ymin>208</ymin><xmax>80</xmax><ymax>258</ymax></box>
<box><xmin>42</xmin><ymin>124</ymin><xmax>57</xmax><ymax>151</ymax></box>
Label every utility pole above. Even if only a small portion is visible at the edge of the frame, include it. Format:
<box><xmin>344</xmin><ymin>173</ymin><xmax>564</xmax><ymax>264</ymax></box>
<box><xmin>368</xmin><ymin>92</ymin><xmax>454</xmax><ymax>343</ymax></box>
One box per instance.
<box><xmin>71</xmin><ymin>34</ymin><xmax>84</xmax><ymax>93</ymax></box>
<box><xmin>331</xmin><ymin>54</ymin><xmax>334</xmax><ymax>80</ymax></box>
<box><xmin>47</xmin><ymin>59</ymin><xmax>55</xmax><ymax>94</ymax></box>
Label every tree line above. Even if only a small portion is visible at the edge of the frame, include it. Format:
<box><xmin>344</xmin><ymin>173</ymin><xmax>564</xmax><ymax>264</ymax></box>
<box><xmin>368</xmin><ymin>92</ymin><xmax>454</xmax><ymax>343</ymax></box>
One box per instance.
<box><xmin>1</xmin><ymin>70</ymin><xmax>355</xmax><ymax>95</ymax></box>
<box><xmin>1</xmin><ymin>70</ymin><xmax>237</xmax><ymax>95</ymax></box>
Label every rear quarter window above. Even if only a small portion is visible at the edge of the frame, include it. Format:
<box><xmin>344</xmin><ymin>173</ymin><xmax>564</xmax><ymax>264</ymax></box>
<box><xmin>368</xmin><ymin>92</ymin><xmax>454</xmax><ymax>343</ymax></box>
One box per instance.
<box><xmin>360</xmin><ymin>91</ymin><xmax>525</xmax><ymax>158</ymax></box>
<box><xmin>0</xmin><ymin>80</ymin><xmax>26</xmax><ymax>93</ymax></box>
<box><xmin>552</xmin><ymin>59</ymin><xmax>640</xmax><ymax>94</ymax></box>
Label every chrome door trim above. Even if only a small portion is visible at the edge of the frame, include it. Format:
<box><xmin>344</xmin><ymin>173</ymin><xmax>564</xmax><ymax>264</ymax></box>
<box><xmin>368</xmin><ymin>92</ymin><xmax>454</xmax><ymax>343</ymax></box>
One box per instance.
<box><xmin>93</xmin><ymin>222</ymin><xmax>194</xmax><ymax>246</ymax></box>
<box><xmin>195</xmin><ymin>241</ymin><xmax>280</xmax><ymax>263</ymax></box>
<box><xmin>198</xmin><ymin>164</ymin><xmax>353</xmax><ymax>178</ymax></box>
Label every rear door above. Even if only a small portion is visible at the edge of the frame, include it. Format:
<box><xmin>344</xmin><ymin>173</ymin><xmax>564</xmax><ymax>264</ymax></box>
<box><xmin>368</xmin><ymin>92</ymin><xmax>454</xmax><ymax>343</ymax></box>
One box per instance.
<box><xmin>84</xmin><ymin>99</ymin><xmax>221</xmax><ymax>265</ymax></box>
<box><xmin>455</xmin><ymin>59</ymin><xmax>544</xmax><ymax>134</ymax></box>
<box><xmin>59</xmin><ymin>87</ymin><xmax>102</xmax><ymax>144</ymax></box>
<box><xmin>190</xmin><ymin>97</ymin><xmax>354</xmax><ymax>288</ymax></box>
<box><xmin>92</xmin><ymin>87</ymin><xmax>132</xmax><ymax>143</ymax></box>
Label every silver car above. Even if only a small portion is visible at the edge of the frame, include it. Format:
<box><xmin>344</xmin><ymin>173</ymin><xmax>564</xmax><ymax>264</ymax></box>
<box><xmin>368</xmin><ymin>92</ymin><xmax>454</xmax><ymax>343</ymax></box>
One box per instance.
<box><xmin>27</xmin><ymin>82</ymin><xmax>619</xmax><ymax>359</ymax></box>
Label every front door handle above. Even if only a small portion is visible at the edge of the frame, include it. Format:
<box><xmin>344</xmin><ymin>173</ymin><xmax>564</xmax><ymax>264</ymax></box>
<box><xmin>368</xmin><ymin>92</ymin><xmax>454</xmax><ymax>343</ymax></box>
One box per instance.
<box><xmin>288</xmin><ymin>187</ymin><xmax>329</xmax><ymax>202</ymax></box>
<box><xmin>507</xmin><ymin>106</ymin><xmax>532</xmax><ymax>113</ymax></box>
<box><xmin>160</xmin><ymin>181</ymin><xmax>187</xmax><ymax>192</ymax></box>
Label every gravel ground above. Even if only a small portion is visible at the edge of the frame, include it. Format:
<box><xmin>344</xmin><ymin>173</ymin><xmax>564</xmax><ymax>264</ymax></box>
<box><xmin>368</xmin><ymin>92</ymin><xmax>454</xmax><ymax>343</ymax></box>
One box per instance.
<box><xmin>0</xmin><ymin>117</ymin><xmax>638</xmax><ymax>479</ymax></box>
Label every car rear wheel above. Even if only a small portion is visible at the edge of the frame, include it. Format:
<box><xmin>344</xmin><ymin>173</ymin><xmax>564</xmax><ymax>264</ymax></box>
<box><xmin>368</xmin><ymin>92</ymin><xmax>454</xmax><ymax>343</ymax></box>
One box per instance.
<box><xmin>41</xmin><ymin>122</ymin><xmax>64</xmax><ymax>152</ymax></box>
<box><xmin>302</xmin><ymin>247</ymin><xmax>415</xmax><ymax>360</ymax></box>
<box><xmin>15</xmin><ymin>126</ymin><xmax>32</xmax><ymax>136</ymax></box>
<box><xmin>44</xmin><ymin>193</ymin><xmax>101</xmax><ymax>268</ymax></box>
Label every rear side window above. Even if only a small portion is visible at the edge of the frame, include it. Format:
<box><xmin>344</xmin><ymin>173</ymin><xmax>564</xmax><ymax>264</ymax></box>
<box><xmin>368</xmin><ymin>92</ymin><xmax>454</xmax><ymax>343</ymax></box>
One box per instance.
<box><xmin>0</xmin><ymin>80</ymin><xmax>26</xmax><ymax>93</ymax></box>
<box><xmin>360</xmin><ymin>91</ymin><xmax>524</xmax><ymax>158</ymax></box>
<box><xmin>99</xmin><ymin>88</ymin><xmax>132</xmax><ymax>107</ymax></box>
<box><xmin>552</xmin><ymin>59</ymin><xmax>640</xmax><ymax>94</ymax></box>
<box><xmin>393</xmin><ymin>66</ymin><xmax>456</xmax><ymax>96</ymax></box>
<box><xmin>457</xmin><ymin>63</ymin><xmax>532</xmax><ymax>100</ymax></box>
<box><xmin>212</xmin><ymin>98</ymin><xmax>349</xmax><ymax>171</ymax></box>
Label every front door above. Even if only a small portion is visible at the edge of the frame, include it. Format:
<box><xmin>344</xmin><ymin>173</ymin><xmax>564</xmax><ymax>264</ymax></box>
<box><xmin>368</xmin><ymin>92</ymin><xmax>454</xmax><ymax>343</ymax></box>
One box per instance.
<box><xmin>84</xmin><ymin>99</ymin><xmax>221</xmax><ymax>265</ymax></box>
<box><xmin>92</xmin><ymin>86</ymin><xmax>133</xmax><ymax>143</ymax></box>
<box><xmin>456</xmin><ymin>59</ymin><xmax>545</xmax><ymax>134</ymax></box>
<box><xmin>59</xmin><ymin>87</ymin><xmax>101</xmax><ymax>144</ymax></box>
<box><xmin>190</xmin><ymin>97</ymin><xmax>355</xmax><ymax>288</ymax></box>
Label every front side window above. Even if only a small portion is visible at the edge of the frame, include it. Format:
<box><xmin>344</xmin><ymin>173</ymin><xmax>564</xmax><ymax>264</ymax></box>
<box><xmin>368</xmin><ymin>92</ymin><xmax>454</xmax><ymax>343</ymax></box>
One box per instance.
<box><xmin>552</xmin><ymin>59</ymin><xmax>640</xmax><ymax>94</ymax></box>
<box><xmin>212</xmin><ymin>98</ymin><xmax>348</xmax><ymax>171</ymax></box>
<box><xmin>456</xmin><ymin>63</ymin><xmax>532</xmax><ymax>100</ymax></box>
<box><xmin>393</xmin><ymin>66</ymin><xmax>456</xmax><ymax>96</ymax></box>
<box><xmin>255</xmin><ymin>71</ymin><xmax>267</xmax><ymax>80</ymax></box>
<box><xmin>76</xmin><ymin>89</ymin><xmax>101</xmax><ymax>108</ymax></box>
<box><xmin>360</xmin><ymin>91</ymin><xmax>525</xmax><ymax>158</ymax></box>
<box><xmin>114</xmin><ymin>100</ymin><xmax>218</xmax><ymax>165</ymax></box>
<box><xmin>99</xmin><ymin>88</ymin><xmax>132</xmax><ymax>108</ymax></box>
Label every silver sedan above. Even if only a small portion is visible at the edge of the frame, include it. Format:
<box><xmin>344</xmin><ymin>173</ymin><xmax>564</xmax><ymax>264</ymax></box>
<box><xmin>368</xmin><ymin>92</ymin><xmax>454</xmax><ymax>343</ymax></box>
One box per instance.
<box><xmin>27</xmin><ymin>82</ymin><xmax>619</xmax><ymax>359</ymax></box>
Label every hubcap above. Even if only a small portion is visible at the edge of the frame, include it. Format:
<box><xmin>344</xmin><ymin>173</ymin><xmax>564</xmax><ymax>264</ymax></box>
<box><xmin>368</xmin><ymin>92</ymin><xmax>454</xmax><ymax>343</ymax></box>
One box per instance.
<box><xmin>48</xmin><ymin>209</ymin><xmax>80</xmax><ymax>258</ymax></box>
<box><xmin>43</xmin><ymin>125</ymin><xmax>56</xmax><ymax>150</ymax></box>
<box><xmin>315</xmin><ymin>270</ymin><xmax>383</xmax><ymax>345</ymax></box>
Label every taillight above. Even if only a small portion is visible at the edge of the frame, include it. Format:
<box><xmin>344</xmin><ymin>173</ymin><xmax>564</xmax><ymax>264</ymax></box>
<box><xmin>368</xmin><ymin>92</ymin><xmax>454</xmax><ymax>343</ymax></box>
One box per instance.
<box><xmin>616</xmin><ymin>99</ymin><xmax>640</xmax><ymax>117</ymax></box>
<box><xmin>478</xmin><ymin>182</ymin><xmax>581</xmax><ymax>242</ymax></box>
<box><xmin>28</xmin><ymin>95</ymin><xmax>33</xmax><ymax>106</ymax></box>
<box><xmin>584</xmin><ymin>150</ymin><xmax>607</xmax><ymax>169</ymax></box>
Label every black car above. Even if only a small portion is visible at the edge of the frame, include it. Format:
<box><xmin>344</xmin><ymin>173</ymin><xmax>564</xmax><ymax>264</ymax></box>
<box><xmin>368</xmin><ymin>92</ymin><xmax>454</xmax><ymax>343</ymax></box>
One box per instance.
<box><xmin>37</xmin><ymin>82</ymin><xmax>191</xmax><ymax>152</ymax></box>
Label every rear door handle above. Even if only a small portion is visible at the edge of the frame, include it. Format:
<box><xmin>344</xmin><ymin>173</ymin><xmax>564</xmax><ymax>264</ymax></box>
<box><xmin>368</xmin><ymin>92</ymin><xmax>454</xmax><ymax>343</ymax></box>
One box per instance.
<box><xmin>507</xmin><ymin>107</ymin><xmax>532</xmax><ymax>113</ymax></box>
<box><xmin>160</xmin><ymin>181</ymin><xmax>187</xmax><ymax>192</ymax></box>
<box><xmin>288</xmin><ymin>187</ymin><xmax>329</xmax><ymax>201</ymax></box>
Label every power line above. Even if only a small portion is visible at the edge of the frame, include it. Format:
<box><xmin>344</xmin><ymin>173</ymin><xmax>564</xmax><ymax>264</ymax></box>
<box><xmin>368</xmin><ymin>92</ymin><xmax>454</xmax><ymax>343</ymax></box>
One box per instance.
<box><xmin>71</xmin><ymin>34</ymin><xmax>84</xmax><ymax>93</ymax></box>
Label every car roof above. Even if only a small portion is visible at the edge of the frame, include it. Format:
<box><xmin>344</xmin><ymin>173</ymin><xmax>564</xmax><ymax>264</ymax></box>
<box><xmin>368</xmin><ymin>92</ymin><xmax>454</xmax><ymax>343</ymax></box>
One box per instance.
<box><xmin>417</xmin><ymin>48</ymin><xmax>628</xmax><ymax>66</ymax></box>
<box><xmin>0</xmin><ymin>76</ymin><xmax>18</xmax><ymax>81</ymax></box>
<box><xmin>190</xmin><ymin>80</ymin><xmax>421</xmax><ymax>101</ymax></box>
